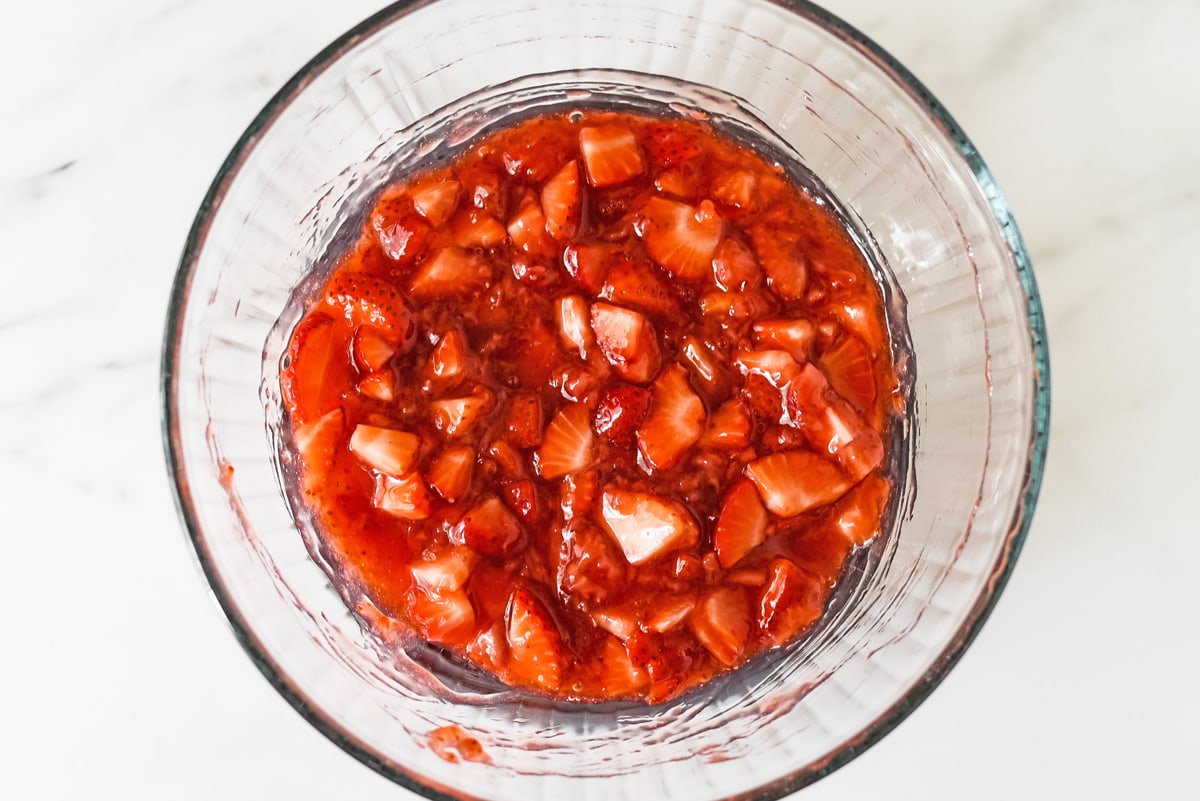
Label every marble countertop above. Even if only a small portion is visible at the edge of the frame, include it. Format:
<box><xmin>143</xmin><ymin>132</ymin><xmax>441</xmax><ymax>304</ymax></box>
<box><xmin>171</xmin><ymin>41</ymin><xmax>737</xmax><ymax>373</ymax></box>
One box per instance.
<box><xmin>2</xmin><ymin>0</ymin><xmax>1196</xmax><ymax>798</ymax></box>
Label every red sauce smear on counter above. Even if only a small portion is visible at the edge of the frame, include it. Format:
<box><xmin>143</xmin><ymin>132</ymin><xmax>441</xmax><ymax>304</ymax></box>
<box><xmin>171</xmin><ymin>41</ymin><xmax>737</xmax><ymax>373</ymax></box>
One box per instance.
<box><xmin>280</xmin><ymin>109</ymin><xmax>898</xmax><ymax>703</ymax></box>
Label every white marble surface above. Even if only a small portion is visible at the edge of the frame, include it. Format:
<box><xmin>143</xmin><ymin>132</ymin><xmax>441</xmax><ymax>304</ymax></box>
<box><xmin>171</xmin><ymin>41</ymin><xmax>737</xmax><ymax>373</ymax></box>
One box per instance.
<box><xmin>2</xmin><ymin>0</ymin><xmax>1196</xmax><ymax>798</ymax></box>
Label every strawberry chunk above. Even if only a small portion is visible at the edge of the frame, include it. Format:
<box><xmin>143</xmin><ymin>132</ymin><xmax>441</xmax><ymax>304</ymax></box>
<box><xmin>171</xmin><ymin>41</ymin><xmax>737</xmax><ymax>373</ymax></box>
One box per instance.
<box><xmin>711</xmin><ymin>237</ymin><xmax>763</xmax><ymax>292</ymax></box>
<box><xmin>506</xmin><ymin>192</ymin><xmax>554</xmax><ymax>257</ymax></box>
<box><xmin>370</xmin><ymin>194</ymin><xmax>432</xmax><ymax>266</ymax></box>
<box><xmin>541</xmin><ymin>160</ymin><xmax>581</xmax><ymax>241</ymax></box>
<box><xmin>831</xmin><ymin>474</ymin><xmax>890</xmax><ymax>546</ymax></box>
<box><xmin>646</xmin><ymin>594</ymin><xmax>697</xmax><ymax>633</ymax></box>
<box><xmin>746</xmin><ymin>224</ymin><xmax>807</xmax><ymax>301</ymax></box>
<box><xmin>689</xmin><ymin>586</ymin><xmax>751</xmax><ymax>666</ymax></box>
<box><xmin>411</xmin><ymin>176</ymin><xmax>461</xmax><ymax>227</ymax></box>
<box><xmin>424</xmin><ymin>329</ymin><xmax>474</xmax><ymax>384</ymax></box>
<box><xmin>590</xmin><ymin>301</ymin><xmax>662</xmax><ymax>384</ymax></box>
<box><xmin>559</xmin><ymin>469</ymin><xmax>599</xmax><ymax>521</ymax></box>
<box><xmin>757</xmin><ymin>557</ymin><xmax>824</xmax><ymax>645</ymax></box>
<box><xmin>427</xmin><ymin>445</ymin><xmax>475</xmax><ymax>503</ymax></box>
<box><xmin>561</xmin><ymin>242</ymin><xmax>615</xmax><ymax>293</ymax></box>
<box><xmin>636</xmin><ymin>364</ymin><xmax>706</xmax><ymax>473</ymax></box>
<box><xmin>429</xmin><ymin>387</ymin><xmax>497</xmax><ymax>437</ymax></box>
<box><xmin>356</xmin><ymin>373</ymin><xmax>392</xmax><ymax>402</ymax></box>
<box><xmin>409</xmin><ymin>246</ymin><xmax>492</xmax><ymax>300</ymax></box>
<box><xmin>409</xmin><ymin>549</ymin><xmax>476</xmax><ymax>643</ymax></box>
<box><xmin>710</xmin><ymin>169</ymin><xmax>759</xmax><ymax>213</ymax></box>
<box><xmin>653</xmin><ymin>163</ymin><xmax>699</xmax><ymax>199</ymax></box>
<box><xmin>593</xmin><ymin>384</ymin><xmax>651</xmax><ymax>448</ymax></box>
<box><xmin>785</xmin><ymin>363</ymin><xmax>884</xmax><ymax>480</ymax></box>
<box><xmin>349</xmin><ymin>424</ymin><xmax>420</xmax><ymax>477</ymax></box>
<box><xmin>351</xmin><ymin>325</ymin><xmax>397</xmax><ymax>373</ymax></box>
<box><xmin>744</xmin><ymin>450</ymin><xmax>851</xmax><ymax>518</ymax></box>
<box><xmin>373</xmin><ymin>472</ymin><xmax>433</xmax><ymax>520</ymax></box>
<box><xmin>713</xmin><ymin>478</ymin><xmax>770</xmax><ymax>568</ymax></box>
<box><xmin>502</xmin><ymin>392</ymin><xmax>543</xmax><ymax>449</ymax></box>
<box><xmin>556</xmin><ymin>294</ymin><xmax>593</xmax><ymax>359</ymax></box>
<box><xmin>281</xmin><ymin>313</ymin><xmax>345</xmax><ymax>424</ymax></box>
<box><xmin>599</xmin><ymin>636</ymin><xmax>649</xmax><ymax>697</ymax></box>
<box><xmin>501</xmin><ymin>479</ymin><xmax>538</xmax><ymax>521</ymax></box>
<box><xmin>752</xmin><ymin>317</ymin><xmax>815</xmax><ymax>362</ymax></box>
<box><xmin>636</xmin><ymin>196</ymin><xmax>723</xmax><ymax>281</ymax></box>
<box><xmin>700</xmin><ymin>399</ymin><xmax>753</xmax><ymax>451</ymax></box>
<box><xmin>292</xmin><ymin>407</ymin><xmax>344</xmax><ymax>490</ymax></box>
<box><xmin>533</xmin><ymin>403</ymin><xmax>595</xmax><ymax>479</ymax></box>
<box><xmin>452</xmin><ymin>212</ymin><xmax>507</xmax><ymax>248</ymax></box>
<box><xmin>324</xmin><ymin>272</ymin><xmax>417</xmax><ymax>350</ymax></box>
<box><xmin>556</xmin><ymin>519</ymin><xmax>627</xmax><ymax>608</ymax></box>
<box><xmin>599</xmin><ymin>486</ymin><xmax>700</xmax><ymax>565</ymax></box>
<box><xmin>819</xmin><ymin>335</ymin><xmax>877</xmax><ymax>412</ymax></box>
<box><xmin>453</xmin><ymin>496</ymin><xmax>526</xmax><ymax>558</ymax></box>
<box><xmin>506</xmin><ymin>588</ymin><xmax>565</xmax><ymax>691</ymax></box>
<box><xmin>598</xmin><ymin>257</ymin><xmax>680</xmax><ymax>319</ymax></box>
<box><xmin>735</xmin><ymin>349</ymin><xmax>803</xmax><ymax>390</ymax></box>
<box><xmin>642</xmin><ymin>123</ymin><xmax>703</xmax><ymax>168</ymax></box>
<box><xmin>579</xmin><ymin>126</ymin><xmax>644</xmax><ymax>187</ymax></box>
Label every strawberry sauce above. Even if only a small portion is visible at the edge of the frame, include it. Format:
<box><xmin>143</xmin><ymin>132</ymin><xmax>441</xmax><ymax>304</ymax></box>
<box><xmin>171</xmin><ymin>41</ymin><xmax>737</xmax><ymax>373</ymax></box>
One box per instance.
<box><xmin>280</xmin><ymin>109</ymin><xmax>899</xmax><ymax>703</ymax></box>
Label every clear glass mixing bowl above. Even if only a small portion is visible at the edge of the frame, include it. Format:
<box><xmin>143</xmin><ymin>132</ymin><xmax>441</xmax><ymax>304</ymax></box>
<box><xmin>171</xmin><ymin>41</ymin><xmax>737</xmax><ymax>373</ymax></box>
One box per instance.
<box><xmin>161</xmin><ymin>1</ymin><xmax>1050</xmax><ymax>798</ymax></box>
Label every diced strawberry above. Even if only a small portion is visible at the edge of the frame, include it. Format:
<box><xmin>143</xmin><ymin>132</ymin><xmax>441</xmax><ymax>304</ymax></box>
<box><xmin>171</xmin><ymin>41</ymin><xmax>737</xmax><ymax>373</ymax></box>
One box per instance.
<box><xmin>590</xmin><ymin>302</ymin><xmax>662</xmax><ymax>384</ymax></box>
<box><xmin>485</xmin><ymin>438</ymin><xmax>525</xmax><ymax>477</ymax></box>
<box><xmin>349</xmin><ymin>424</ymin><xmax>420</xmax><ymax>477</ymax></box>
<box><xmin>510</xmin><ymin>256</ymin><xmax>556</xmax><ymax>287</ymax></box>
<box><xmin>324</xmin><ymin>272</ymin><xmax>417</xmax><ymax>350</ymax></box>
<box><xmin>642</xmin><ymin>123</ymin><xmax>703</xmax><ymax>168</ymax></box>
<box><xmin>550</xmin><ymin>362</ymin><xmax>606</xmax><ymax>404</ymax></box>
<box><xmin>351</xmin><ymin>325</ymin><xmax>397</xmax><ymax>373</ymax></box>
<box><xmin>627</xmin><ymin>629</ymin><xmax>701</xmax><ymax>703</ymax></box>
<box><xmin>429</xmin><ymin>387</ymin><xmax>497</xmax><ymax>437</ymax></box>
<box><xmin>556</xmin><ymin>295</ymin><xmax>593</xmax><ymax>359</ymax></box>
<box><xmin>561</xmin><ymin>242</ymin><xmax>615</xmax><ymax>293</ymax></box>
<box><xmin>356</xmin><ymin>372</ymin><xmax>394</xmax><ymax>402</ymax></box>
<box><xmin>636</xmin><ymin>197</ymin><xmax>723</xmax><ymax>281</ymax></box>
<box><xmin>452</xmin><ymin>212</ymin><xmax>507</xmax><ymax>248</ymax></box>
<box><xmin>541</xmin><ymin>160</ymin><xmax>581</xmax><ymax>241</ymax></box>
<box><xmin>579</xmin><ymin>126</ymin><xmax>644</xmax><ymax>187</ymax></box>
<box><xmin>819</xmin><ymin>335</ymin><xmax>877</xmax><ymax>411</ymax></box>
<box><xmin>698</xmin><ymin>288</ymin><xmax>774</xmax><ymax>321</ymax></box>
<box><xmin>556</xmin><ymin>519</ymin><xmax>627</xmax><ymax>608</ymax></box>
<box><xmin>757</xmin><ymin>557</ymin><xmax>824</xmax><ymax>645</ymax></box>
<box><xmin>495</xmin><ymin>318</ymin><xmax>560</xmax><ymax>387</ymax></box>
<box><xmin>713</xmin><ymin>478</ymin><xmax>770</xmax><ymax>568</ymax></box>
<box><xmin>370</xmin><ymin>193</ymin><xmax>432</xmax><ymax>266</ymax></box>
<box><xmin>465</xmin><ymin>620</ymin><xmax>508</xmax><ymax>672</ymax></box>
<box><xmin>710</xmin><ymin>169</ymin><xmax>759</xmax><ymax>213</ymax></box>
<box><xmin>653</xmin><ymin>163</ymin><xmax>699</xmax><ymax>199</ymax></box>
<box><xmin>785</xmin><ymin>363</ymin><xmax>884</xmax><ymax>480</ymax></box>
<box><xmin>424</xmin><ymin>329</ymin><xmax>473</xmax><ymax>384</ymax></box>
<box><xmin>744</xmin><ymin>450</ymin><xmax>851</xmax><ymax>517</ymax></box>
<box><xmin>502</xmin><ymin>392</ymin><xmax>543</xmax><ymax>449</ymax></box>
<box><xmin>559</xmin><ymin>469</ymin><xmax>599</xmax><ymax>521</ymax></box>
<box><xmin>373</xmin><ymin>472</ymin><xmax>433</xmax><ymax>520</ymax></box>
<box><xmin>408</xmin><ymin>246</ymin><xmax>492</xmax><ymax>300</ymax></box>
<box><xmin>711</xmin><ymin>237</ymin><xmax>762</xmax><ymax>292</ymax></box>
<box><xmin>831</xmin><ymin>474</ymin><xmax>890</xmax><ymax>545</ymax></box>
<box><xmin>725</xmin><ymin>568</ymin><xmax>768</xmax><ymax>587</ymax></box>
<box><xmin>458</xmin><ymin>163</ymin><xmax>505</xmax><ymax>216</ymax></box>
<box><xmin>501</xmin><ymin>479</ymin><xmax>539</xmax><ymax>522</ymax></box>
<box><xmin>598</xmin><ymin>257</ymin><xmax>680</xmax><ymax>319</ymax></box>
<box><xmin>735</xmin><ymin>349</ymin><xmax>803</xmax><ymax>390</ymax></box>
<box><xmin>636</xmin><ymin>364</ymin><xmax>706</xmax><ymax>473</ymax></box>
<box><xmin>410</xmin><ymin>548</ymin><xmax>474</xmax><ymax>594</ymax></box>
<box><xmin>689</xmin><ymin>586</ymin><xmax>751</xmax><ymax>666</ymax></box>
<box><xmin>502</xmin><ymin>127</ymin><xmax>575</xmax><ymax>182</ymax></box>
<box><xmin>752</xmin><ymin>317</ymin><xmax>815</xmax><ymax>362</ymax></box>
<box><xmin>827</xmin><ymin>297</ymin><xmax>886</xmax><ymax>357</ymax></box>
<box><xmin>679</xmin><ymin>335</ymin><xmax>728</xmax><ymax>400</ymax></box>
<box><xmin>599</xmin><ymin>636</ymin><xmax>649</xmax><ymax>696</ymax></box>
<box><xmin>699</xmin><ymin>399</ymin><xmax>753</xmax><ymax>451</ymax></box>
<box><xmin>533</xmin><ymin>403</ymin><xmax>595</xmax><ymax>479</ymax></box>
<box><xmin>592</xmin><ymin>384</ymin><xmax>651</xmax><ymax>447</ymax></box>
<box><xmin>759</xmin><ymin>422</ymin><xmax>808</xmax><ymax>454</ymax></box>
<box><xmin>411</xmin><ymin>177</ymin><xmax>461</xmax><ymax>227</ymax></box>
<box><xmin>281</xmin><ymin>313</ymin><xmax>344</xmax><ymax>424</ymax></box>
<box><xmin>408</xmin><ymin>585</ymin><xmax>475</xmax><ymax>644</ymax></box>
<box><xmin>591</xmin><ymin>608</ymin><xmax>639</xmax><ymax>642</ymax></box>
<box><xmin>740</xmin><ymin>372</ymin><xmax>787</xmax><ymax>422</ymax></box>
<box><xmin>646</xmin><ymin>594</ymin><xmax>696</xmax><ymax>633</ymax></box>
<box><xmin>427</xmin><ymin>445</ymin><xmax>475</xmax><ymax>503</ymax></box>
<box><xmin>598</xmin><ymin>486</ymin><xmax>700</xmax><ymax>565</ymax></box>
<box><xmin>788</xmin><ymin>523</ymin><xmax>854</xmax><ymax>586</ymax></box>
<box><xmin>292</xmin><ymin>407</ymin><xmax>344</xmax><ymax>489</ymax></box>
<box><xmin>506</xmin><ymin>193</ymin><xmax>553</xmax><ymax>257</ymax></box>
<box><xmin>453</xmin><ymin>496</ymin><xmax>525</xmax><ymax>558</ymax></box>
<box><xmin>506</xmin><ymin>588</ymin><xmax>565</xmax><ymax>691</ymax></box>
<box><xmin>746</xmin><ymin>224</ymin><xmax>807</xmax><ymax>300</ymax></box>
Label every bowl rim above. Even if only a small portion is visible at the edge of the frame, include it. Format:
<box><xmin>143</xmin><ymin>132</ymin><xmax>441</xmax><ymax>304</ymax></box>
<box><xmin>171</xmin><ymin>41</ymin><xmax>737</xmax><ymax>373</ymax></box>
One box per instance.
<box><xmin>160</xmin><ymin>0</ymin><xmax>1051</xmax><ymax>797</ymax></box>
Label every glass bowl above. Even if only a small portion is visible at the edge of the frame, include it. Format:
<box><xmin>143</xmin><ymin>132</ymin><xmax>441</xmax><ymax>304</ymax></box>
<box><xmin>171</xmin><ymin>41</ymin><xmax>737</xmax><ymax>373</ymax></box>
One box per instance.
<box><xmin>161</xmin><ymin>0</ymin><xmax>1050</xmax><ymax>798</ymax></box>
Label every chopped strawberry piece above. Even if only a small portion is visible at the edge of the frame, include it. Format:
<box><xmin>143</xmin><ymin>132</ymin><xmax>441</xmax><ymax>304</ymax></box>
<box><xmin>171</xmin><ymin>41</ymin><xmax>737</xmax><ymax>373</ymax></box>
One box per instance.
<box><xmin>281</xmin><ymin>313</ymin><xmax>344</xmax><ymax>424</ymax></box>
<box><xmin>453</xmin><ymin>496</ymin><xmax>526</xmax><ymax>558</ymax></box>
<box><xmin>700</xmin><ymin>399</ymin><xmax>753</xmax><ymax>451</ymax></box>
<box><xmin>485</xmin><ymin>438</ymin><xmax>525</xmax><ymax>477</ymax></box>
<box><xmin>373</xmin><ymin>472</ymin><xmax>433</xmax><ymax>520</ymax></box>
<box><xmin>827</xmin><ymin>298</ymin><xmax>886</xmax><ymax>357</ymax></box>
<box><xmin>744</xmin><ymin>450</ymin><xmax>851</xmax><ymax>518</ymax></box>
<box><xmin>559</xmin><ymin>469</ymin><xmax>599</xmax><ymax>521</ymax></box>
<box><xmin>424</xmin><ymin>328</ymin><xmax>473</xmax><ymax>384</ymax></box>
<box><xmin>541</xmin><ymin>160</ymin><xmax>581</xmax><ymax>241</ymax></box>
<box><xmin>636</xmin><ymin>364</ymin><xmax>706</xmax><ymax>473</ymax></box>
<box><xmin>556</xmin><ymin>519</ymin><xmax>627</xmax><ymax>608</ymax></box>
<box><xmin>788</xmin><ymin>524</ymin><xmax>854</xmax><ymax>586</ymax></box>
<box><xmin>502</xmin><ymin>392</ymin><xmax>543</xmax><ymax>449</ymax></box>
<box><xmin>506</xmin><ymin>588</ymin><xmax>565</xmax><ymax>691</ymax></box>
<box><xmin>698</xmin><ymin>287</ymin><xmax>774</xmax><ymax>321</ymax></box>
<box><xmin>590</xmin><ymin>301</ymin><xmax>662</xmax><ymax>384</ymax></box>
<box><xmin>410</xmin><ymin>547</ymin><xmax>474</xmax><ymax>594</ymax></box>
<box><xmin>713</xmin><ymin>478</ymin><xmax>770</xmax><ymax>568</ymax></box>
<box><xmin>370</xmin><ymin>194</ymin><xmax>432</xmax><ymax>266</ymax></box>
<box><xmin>646</xmin><ymin>594</ymin><xmax>696</xmax><ymax>633</ymax></box>
<box><xmin>556</xmin><ymin>294</ymin><xmax>594</xmax><ymax>359</ymax></box>
<box><xmin>689</xmin><ymin>586</ymin><xmax>751</xmax><ymax>666</ymax></box>
<box><xmin>408</xmin><ymin>246</ymin><xmax>492</xmax><ymax>300</ymax></box>
<box><xmin>593</xmin><ymin>384</ymin><xmax>651</xmax><ymax>447</ymax></box>
<box><xmin>561</xmin><ymin>242</ymin><xmax>615</xmax><ymax>293</ymax></box>
<box><xmin>636</xmin><ymin>196</ymin><xmax>723</xmax><ymax>281</ymax></box>
<box><xmin>627</xmin><ymin>629</ymin><xmax>701</xmax><ymax>703</ymax></box>
<box><xmin>452</xmin><ymin>212</ymin><xmax>507</xmax><ymax>248</ymax></box>
<box><xmin>599</xmin><ymin>636</ymin><xmax>649</xmax><ymax>696</ymax></box>
<box><xmin>502</xmin><ymin>127</ymin><xmax>574</xmax><ymax>182</ymax></box>
<box><xmin>598</xmin><ymin>486</ymin><xmax>700</xmax><ymax>565</ymax></box>
<box><xmin>679</xmin><ymin>335</ymin><xmax>728</xmax><ymax>400</ymax></box>
<box><xmin>349</xmin><ymin>424</ymin><xmax>420</xmax><ymax>477</ymax></box>
<box><xmin>510</xmin><ymin>256</ymin><xmax>556</xmax><ymax>287</ymax></box>
<box><xmin>710</xmin><ymin>169</ymin><xmax>759</xmax><ymax>213</ymax></box>
<box><xmin>752</xmin><ymin>317</ymin><xmax>815</xmax><ymax>362</ymax></box>
<box><xmin>598</xmin><ymin>257</ymin><xmax>680</xmax><ymax>319</ymax></box>
<box><xmin>533</xmin><ymin>403</ymin><xmax>595</xmax><ymax>479</ymax></box>
<box><xmin>785</xmin><ymin>363</ymin><xmax>884</xmax><ymax>480</ymax></box>
<box><xmin>642</xmin><ymin>123</ymin><xmax>703</xmax><ymax>167</ymax></box>
<box><xmin>579</xmin><ymin>125</ymin><xmax>645</xmax><ymax>187</ymax></box>
<box><xmin>429</xmin><ymin>387</ymin><xmax>497</xmax><ymax>437</ymax></box>
<box><xmin>819</xmin><ymin>335</ymin><xmax>877</xmax><ymax>411</ymax></box>
<box><xmin>746</xmin><ymin>224</ymin><xmax>807</xmax><ymax>300</ymax></box>
<box><xmin>735</xmin><ymin>349</ymin><xmax>803</xmax><ymax>390</ymax></box>
<box><xmin>324</xmin><ymin>272</ymin><xmax>417</xmax><ymax>350</ymax></box>
<box><xmin>725</xmin><ymin>568</ymin><xmax>768</xmax><ymax>587</ymax></box>
<box><xmin>711</xmin><ymin>237</ymin><xmax>763</xmax><ymax>292</ymax></box>
<box><xmin>356</xmin><ymin>372</ymin><xmax>394</xmax><ymax>402</ymax></box>
<box><xmin>411</xmin><ymin>177</ymin><xmax>461</xmax><ymax>227</ymax></box>
<box><xmin>408</xmin><ymin>549</ymin><xmax>476</xmax><ymax>643</ymax></box>
<box><xmin>351</xmin><ymin>325</ymin><xmax>397</xmax><ymax>373</ymax></box>
<box><xmin>506</xmin><ymin>192</ymin><xmax>554</xmax><ymax>257</ymax></box>
<box><xmin>591</xmin><ymin>607</ymin><xmax>639</xmax><ymax>642</ymax></box>
<box><xmin>427</xmin><ymin>445</ymin><xmax>475</xmax><ymax>503</ymax></box>
<box><xmin>458</xmin><ymin>163</ymin><xmax>505</xmax><ymax>216</ymax></box>
<box><xmin>292</xmin><ymin>407</ymin><xmax>344</xmax><ymax>489</ymax></box>
<box><xmin>757</xmin><ymin>557</ymin><xmax>824</xmax><ymax>644</ymax></box>
<box><xmin>501</xmin><ymin>479</ymin><xmax>539</xmax><ymax>521</ymax></box>
<box><xmin>831</xmin><ymin>474</ymin><xmax>890</xmax><ymax>545</ymax></box>
<box><xmin>653</xmin><ymin>163</ymin><xmax>700</xmax><ymax>199</ymax></box>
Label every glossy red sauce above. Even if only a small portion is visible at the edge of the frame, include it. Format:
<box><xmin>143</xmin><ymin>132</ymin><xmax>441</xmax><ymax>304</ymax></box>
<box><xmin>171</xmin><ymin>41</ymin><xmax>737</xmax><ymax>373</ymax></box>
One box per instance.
<box><xmin>280</xmin><ymin>109</ymin><xmax>898</xmax><ymax>703</ymax></box>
